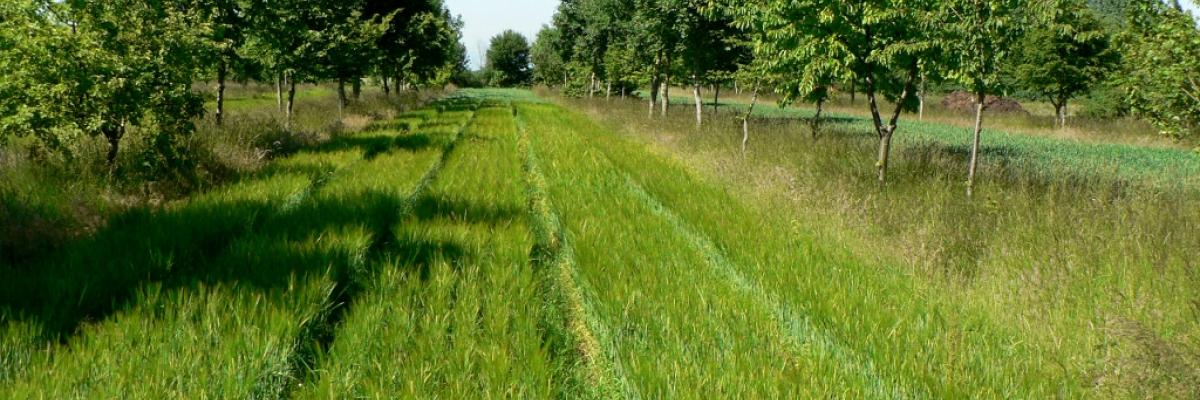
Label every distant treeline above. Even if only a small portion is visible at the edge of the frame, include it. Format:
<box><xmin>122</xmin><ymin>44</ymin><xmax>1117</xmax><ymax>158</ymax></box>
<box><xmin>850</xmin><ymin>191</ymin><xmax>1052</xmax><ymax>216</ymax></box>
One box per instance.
<box><xmin>533</xmin><ymin>0</ymin><xmax>1199</xmax><ymax>190</ymax></box>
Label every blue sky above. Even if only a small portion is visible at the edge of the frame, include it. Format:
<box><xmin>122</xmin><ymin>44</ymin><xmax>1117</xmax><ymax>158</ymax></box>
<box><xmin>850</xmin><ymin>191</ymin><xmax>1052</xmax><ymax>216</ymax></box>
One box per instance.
<box><xmin>444</xmin><ymin>0</ymin><xmax>1198</xmax><ymax>69</ymax></box>
<box><xmin>444</xmin><ymin>0</ymin><xmax>559</xmax><ymax>70</ymax></box>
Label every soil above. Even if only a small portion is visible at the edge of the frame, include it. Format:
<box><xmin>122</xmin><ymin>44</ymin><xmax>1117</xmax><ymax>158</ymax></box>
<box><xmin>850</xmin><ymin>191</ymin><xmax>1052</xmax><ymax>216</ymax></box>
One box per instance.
<box><xmin>941</xmin><ymin>90</ymin><xmax>1029</xmax><ymax>115</ymax></box>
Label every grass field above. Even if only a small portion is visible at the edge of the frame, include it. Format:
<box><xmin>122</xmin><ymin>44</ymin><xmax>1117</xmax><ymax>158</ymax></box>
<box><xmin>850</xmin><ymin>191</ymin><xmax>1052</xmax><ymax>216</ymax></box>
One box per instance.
<box><xmin>2</xmin><ymin>88</ymin><xmax>1197</xmax><ymax>398</ymax></box>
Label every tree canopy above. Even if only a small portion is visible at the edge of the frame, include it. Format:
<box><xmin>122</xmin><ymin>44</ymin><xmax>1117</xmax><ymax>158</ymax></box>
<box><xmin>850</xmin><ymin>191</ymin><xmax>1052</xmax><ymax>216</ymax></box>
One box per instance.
<box><xmin>486</xmin><ymin>30</ymin><xmax>533</xmax><ymax>87</ymax></box>
<box><xmin>0</xmin><ymin>0</ymin><xmax>464</xmax><ymax>175</ymax></box>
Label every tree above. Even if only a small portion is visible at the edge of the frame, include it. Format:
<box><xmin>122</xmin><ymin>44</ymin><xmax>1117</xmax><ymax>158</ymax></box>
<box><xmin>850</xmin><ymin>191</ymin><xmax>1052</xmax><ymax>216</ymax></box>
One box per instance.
<box><xmin>1014</xmin><ymin>0</ymin><xmax>1118</xmax><ymax>129</ymax></box>
<box><xmin>0</xmin><ymin>0</ymin><xmax>207</xmax><ymax>175</ymax></box>
<box><xmin>1120</xmin><ymin>2</ymin><xmax>1199</xmax><ymax>146</ymax></box>
<box><xmin>532</xmin><ymin>25</ymin><xmax>568</xmax><ymax>85</ymax></box>
<box><xmin>736</xmin><ymin>0</ymin><xmax>845</xmax><ymax>139</ymax></box>
<box><xmin>678</xmin><ymin>0</ymin><xmax>745</xmax><ymax>127</ymax></box>
<box><xmin>743</xmin><ymin>1</ymin><xmax>938</xmax><ymax>183</ymax></box>
<box><xmin>193</xmin><ymin>0</ymin><xmax>249</xmax><ymax>126</ymax></box>
<box><xmin>486</xmin><ymin>30</ymin><xmax>532</xmax><ymax>87</ymax></box>
<box><xmin>938</xmin><ymin>0</ymin><xmax>1030</xmax><ymax>196</ymax></box>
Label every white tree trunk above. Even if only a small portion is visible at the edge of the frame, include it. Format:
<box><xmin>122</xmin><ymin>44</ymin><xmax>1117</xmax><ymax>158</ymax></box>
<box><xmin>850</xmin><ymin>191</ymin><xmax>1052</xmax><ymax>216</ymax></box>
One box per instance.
<box><xmin>918</xmin><ymin>75</ymin><xmax>926</xmax><ymax>121</ymax></box>
<box><xmin>286</xmin><ymin>75</ymin><xmax>297</xmax><ymax>130</ymax></box>
<box><xmin>967</xmin><ymin>91</ymin><xmax>986</xmax><ymax>197</ymax></box>
<box><xmin>588</xmin><ymin>72</ymin><xmax>596</xmax><ymax>98</ymax></box>
<box><xmin>742</xmin><ymin>86</ymin><xmax>759</xmax><ymax>157</ymax></box>
<box><xmin>693</xmin><ymin>80</ymin><xmax>703</xmax><ymax>127</ymax></box>
<box><xmin>276</xmin><ymin>72</ymin><xmax>284</xmax><ymax>112</ymax></box>
<box><xmin>661</xmin><ymin>73</ymin><xmax>669</xmax><ymax>116</ymax></box>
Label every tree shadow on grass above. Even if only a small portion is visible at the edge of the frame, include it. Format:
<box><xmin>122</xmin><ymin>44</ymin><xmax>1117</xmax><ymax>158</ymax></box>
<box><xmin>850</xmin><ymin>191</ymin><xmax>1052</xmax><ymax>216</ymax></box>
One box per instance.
<box><xmin>0</xmin><ymin>98</ymin><xmax>501</xmax><ymax>348</ymax></box>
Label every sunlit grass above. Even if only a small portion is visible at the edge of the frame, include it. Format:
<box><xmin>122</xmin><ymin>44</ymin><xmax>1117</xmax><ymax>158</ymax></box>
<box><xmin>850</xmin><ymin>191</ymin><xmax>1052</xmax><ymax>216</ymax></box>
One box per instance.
<box><xmin>562</xmin><ymin>93</ymin><xmax>1200</xmax><ymax>398</ymax></box>
<box><xmin>297</xmin><ymin>105</ymin><xmax>562</xmax><ymax>398</ymax></box>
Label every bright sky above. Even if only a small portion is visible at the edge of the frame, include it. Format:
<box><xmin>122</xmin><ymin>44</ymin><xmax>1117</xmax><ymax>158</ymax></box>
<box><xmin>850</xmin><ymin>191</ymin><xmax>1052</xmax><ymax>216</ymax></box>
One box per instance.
<box><xmin>444</xmin><ymin>0</ymin><xmax>559</xmax><ymax>70</ymax></box>
<box><xmin>443</xmin><ymin>0</ymin><xmax>1198</xmax><ymax>70</ymax></box>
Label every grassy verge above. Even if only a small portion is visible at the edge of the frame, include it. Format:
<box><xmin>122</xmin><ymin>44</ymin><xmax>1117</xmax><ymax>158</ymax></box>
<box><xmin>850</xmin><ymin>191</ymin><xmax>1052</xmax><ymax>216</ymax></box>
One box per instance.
<box><xmin>0</xmin><ymin>96</ymin><xmax>461</xmax><ymax>398</ymax></box>
<box><xmin>523</xmin><ymin>100</ymin><xmax>893</xmax><ymax>398</ymax></box>
<box><xmin>614</xmin><ymin>88</ymin><xmax>1200</xmax><ymax>187</ymax></box>
<box><xmin>562</xmin><ymin>93</ymin><xmax>1200</xmax><ymax>398</ymax></box>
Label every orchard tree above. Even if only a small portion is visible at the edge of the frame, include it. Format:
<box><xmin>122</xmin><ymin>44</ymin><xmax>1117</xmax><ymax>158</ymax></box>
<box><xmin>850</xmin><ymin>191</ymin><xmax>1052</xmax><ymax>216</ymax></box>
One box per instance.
<box><xmin>486</xmin><ymin>30</ymin><xmax>532</xmax><ymax>87</ymax></box>
<box><xmin>678</xmin><ymin>0</ymin><xmax>745</xmax><ymax>127</ymax></box>
<box><xmin>730</xmin><ymin>2</ymin><xmax>783</xmax><ymax>155</ymax></box>
<box><xmin>1120</xmin><ymin>2</ymin><xmax>1199</xmax><ymax>146</ymax></box>
<box><xmin>736</xmin><ymin>0</ymin><xmax>847</xmax><ymax>139</ymax></box>
<box><xmin>630</xmin><ymin>0</ymin><xmax>685</xmax><ymax>116</ymax></box>
<box><xmin>242</xmin><ymin>0</ymin><xmax>322</xmax><ymax>127</ymax></box>
<box><xmin>938</xmin><ymin>0</ymin><xmax>1030</xmax><ymax>196</ymax></box>
<box><xmin>532</xmin><ymin>25</ymin><xmax>568</xmax><ymax>85</ymax></box>
<box><xmin>193</xmin><ymin>0</ymin><xmax>249</xmax><ymax>126</ymax></box>
<box><xmin>1</xmin><ymin>0</ymin><xmax>207</xmax><ymax>175</ymax></box>
<box><xmin>1014</xmin><ymin>0</ymin><xmax>1117</xmax><ymax>129</ymax></box>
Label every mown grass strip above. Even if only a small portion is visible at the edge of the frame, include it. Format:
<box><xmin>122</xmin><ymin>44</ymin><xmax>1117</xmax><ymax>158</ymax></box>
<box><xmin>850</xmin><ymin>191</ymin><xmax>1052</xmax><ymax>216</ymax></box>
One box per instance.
<box><xmin>267</xmin><ymin>105</ymin><xmax>479</xmax><ymax>399</ymax></box>
<box><xmin>515</xmin><ymin>105</ymin><xmax>638</xmax><ymax>400</ymax></box>
<box><xmin>618</xmin><ymin>172</ymin><xmax>916</xmax><ymax>400</ymax></box>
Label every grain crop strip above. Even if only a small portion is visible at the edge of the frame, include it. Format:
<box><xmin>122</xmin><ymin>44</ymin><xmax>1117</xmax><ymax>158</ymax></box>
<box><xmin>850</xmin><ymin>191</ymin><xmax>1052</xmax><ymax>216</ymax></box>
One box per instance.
<box><xmin>265</xmin><ymin>104</ymin><xmax>480</xmax><ymax>399</ymax></box>
<box><xmin>615</xmin><ymin>168</ymin><xmax>921</xmax><ymax>400</ymax></box>
<box><xmin>513</xmin><ymin>105</ymin><xmax>640</xmax><ymax>400</ymax></box>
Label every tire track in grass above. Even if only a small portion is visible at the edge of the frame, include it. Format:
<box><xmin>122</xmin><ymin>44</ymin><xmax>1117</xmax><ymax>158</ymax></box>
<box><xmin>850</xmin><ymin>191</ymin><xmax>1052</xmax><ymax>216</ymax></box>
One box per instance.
<box><xmin>263</xmin><ymin>105</ymin><xmax>480</xmax><ymax>400</ymax></box>
<box><xmin>615</xmin><ymin>170</ymin><xmax>918</xmax><ymax>400</ymax></box>
<box><xmin>513</xmin><ymin>105</ymin><xmax>639</xmax><ymax>400</ymax></box>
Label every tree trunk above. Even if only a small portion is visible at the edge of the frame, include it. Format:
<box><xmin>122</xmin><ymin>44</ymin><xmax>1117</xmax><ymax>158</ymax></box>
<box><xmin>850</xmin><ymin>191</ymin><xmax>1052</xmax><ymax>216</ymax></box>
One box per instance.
<box><xmin>588</xmin><ymin>72</ymin><xmax>596</xmax><ymax>98</ymax></box>
<box><xmin>216</xmin><ymin>59</ymin><xmax>227</xmax><ymax>126</ymax></box>
<box><xmin>103</xmin><ymin>122</ymin><xmax>124</xmax><ymax>175</ymax></box>
<box><xmin>866</xmin><ymin>61</ymin><xmax>919</xmax><ymax>185</ymax></box>
<box><xmin>621</xmin><ymin>86</ymin><xmax>626</xmax><ymax>98</ymax></box>
<box><xmin>286</xmin><ymin>76</ymin><xmax>297</xmax><ymax>130</ymax></box>
<box><xmin>352</xmin><ymin>78</ymin><xmax>361</xmax><ymax>101</ymax></box>
<box><xmin>661</xmin><ymin>72</ymin><xmax>669</xmax><ymax>116</ymax></box>
<box><xmin>742</xmin><ymin>85</ymin><xmax>759</xmax><ymax>157</ymax></box>
<box><xmin>918</xmin><ymin>74</ymin><xmax>926</xmax><ymax>121</ymax></box>
<box><xmin>811</xmin><ymin>96</ymin><xmax>824</xmax><ymax>139</ymax></box>
<box><xmin>712</xmin><ymin>85</ymin><xmax>720</xmax><ymax>115</ymax></box>
<box><xmin>693</xmin><ymin>79</ymin><xmax>703</xmax><ymax>127</ymax></box>
<box><xmin>383</xmin><ymin>75</ymin><xmax>390</xmax><ymax>96</ymax></box>
<box><xmin>850</xmin><ymin>80</ymin><xmax>856</xmax><ymax>104</ymax></box>
<box><xmin>1054</xmin><ymin>100</ymin><xmax>1067</xmax><ymax>129</ymax></box>
<box><xmin>876</xmin><ymin>128</ymin><xmax>894</xmax><ymax>183</ymax></box>
<box><xmin>734</xmin><ymin>81</ymin><xmax>740</xmax><ymax>95</ymax></box>
<box><xmin>967</xmin><ymin>91</ymin><xmax>986</xmax><ymax>197</ymax></box>
<box><xmin>276</xmin><ymin>72</ymin><xmax>284</xmax><ymax>112</ymax></box>
<box><xmin>336</xmin><ymin>77</ymin><xmax>347</xmax><ymax>117</ymax></box>
<box><xmin>606</xmin><ymin>80</ymin><xmax>612</xmax><ymax>100</ymax></box>
<box><xmin>649</xmin><ymin>81</ymin><xmax>658</xmax><ymax>118</ymax></box>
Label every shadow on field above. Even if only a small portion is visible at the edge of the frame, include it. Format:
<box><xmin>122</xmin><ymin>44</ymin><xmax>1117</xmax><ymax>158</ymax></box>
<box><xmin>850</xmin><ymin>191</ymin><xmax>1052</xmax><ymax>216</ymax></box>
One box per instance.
<box><xmin>0</xmin><ymin>96</ymin><xmax>499</xmax><ymax>346</ymax></box>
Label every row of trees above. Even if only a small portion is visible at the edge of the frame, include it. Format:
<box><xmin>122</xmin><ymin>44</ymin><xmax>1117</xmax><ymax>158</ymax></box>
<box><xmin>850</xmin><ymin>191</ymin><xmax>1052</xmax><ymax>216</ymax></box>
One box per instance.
<box><xmin>535</xmin><ymin>0</ymin><xmax>1199</xmax><ymax>193</ymax></box>
<box><xmin>0</xmin><ymin>0</ymin><xmax>466</xmax><ymax>174</ymax></box>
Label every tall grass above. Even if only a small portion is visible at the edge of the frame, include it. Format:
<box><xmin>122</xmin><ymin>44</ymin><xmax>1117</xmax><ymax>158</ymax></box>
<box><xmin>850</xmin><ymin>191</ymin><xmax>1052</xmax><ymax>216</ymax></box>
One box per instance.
<box><xmin>560</xmin><ymin>93</ymin><xmax>1200</xmax><ymax>398</ymax></box>
<box><xmin>0</xmin><ymin>91</ymin><xmax>459</xmax><ymax>397</ymax></box>
<box><xmin>0</xmin><ymin>84</ymin><xmax>441</xmax><ymax>269</ymax></box>
<box><xmin>297</xmin><ymin>103</ymin><xmax>563</xmax><ymax>398</ymax></box>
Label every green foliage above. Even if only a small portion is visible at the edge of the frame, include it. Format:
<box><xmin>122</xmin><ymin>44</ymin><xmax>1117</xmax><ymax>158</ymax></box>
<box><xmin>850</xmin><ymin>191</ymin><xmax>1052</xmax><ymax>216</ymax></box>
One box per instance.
<box><xmin>532</xmin><ymin>25</ymin><xmax>568</xmax><ymax>85</ymax></box>
<box><xmin>1012</xmin><ymin>0</ymin><xmax>1118</xmax><ymax>122</ymax></box>
<box><xmin>1119</xmin><ymin>3</ymin><xmax>1200</xmax><ymax>143</ymax></box>
<box><xmin>0</xmin><ymin>0</ymin><xmax>207</xmax><ymax>176</ymax></box>
<box><xmin>486</xmin><ymin>30</ymin><xmax>533</xmax><ymax>87</ymax></box>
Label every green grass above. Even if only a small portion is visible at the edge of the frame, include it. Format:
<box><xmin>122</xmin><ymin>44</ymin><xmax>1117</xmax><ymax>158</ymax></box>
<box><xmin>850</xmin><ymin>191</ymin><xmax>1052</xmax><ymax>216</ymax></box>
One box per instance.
<box><xmin>0</xmin><ymin>95</ymin><xmax>473</xmax><ymax>397</ymax></box>
<box><xmin>565</xmin><ymin>93</ymin><xmax>1200</xmax><ymax>398</ymax></box>
<box><xmin>645</xmin><ymin>90</ymin><xmax>1200</xmax><ymax>187</ymax></box>
<box><xmin>3</xmin><ymin>87</ymin><xmax>1196</xmax><ymax>398</ymax></box>
<box><xmin>295</xmin><ymin>104</ymin><xmax>563</xmax><ymax>398</ymax></box>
